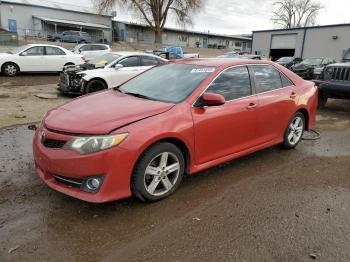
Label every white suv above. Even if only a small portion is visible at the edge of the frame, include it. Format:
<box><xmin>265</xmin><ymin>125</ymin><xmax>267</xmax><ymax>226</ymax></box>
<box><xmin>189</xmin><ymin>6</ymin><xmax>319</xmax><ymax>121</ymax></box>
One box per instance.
<box><xmin>72</xmin><ymin>44</ymin><xmax>111</xmax><ymax>61</ymax></box>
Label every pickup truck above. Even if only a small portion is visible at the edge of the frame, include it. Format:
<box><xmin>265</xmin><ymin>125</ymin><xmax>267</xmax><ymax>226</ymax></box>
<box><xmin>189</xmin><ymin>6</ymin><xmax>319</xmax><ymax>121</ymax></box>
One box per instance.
<box><xmin>313</xmin><ymin>49</ymin><xmax>350</xmax><ymax>108</ymax></box>
<box><xmin>158</xmin><ymin>46</ymin><xmax>199</xmax><ymax>58</ymax></box>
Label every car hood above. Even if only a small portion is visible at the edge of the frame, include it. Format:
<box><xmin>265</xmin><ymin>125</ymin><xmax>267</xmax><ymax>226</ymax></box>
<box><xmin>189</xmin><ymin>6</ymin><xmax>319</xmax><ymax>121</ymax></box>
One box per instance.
<box><xmin>0</xmin><ymin>53</ymin><xmax>13</xmax><ymax>58</ymax></box>
<box><xmin>292</xmin><ymin>63</ymin><xmax>316</xmax><ymax>70</ymax></box>
<box><xmin>77</xmin><ymin>68</ymin><xmax>108</xmax><ymax>75</ymax></box>
<box><xmin>44</xmin><ymin>90</ymin><xmax>175</xmax><ymax>134</ymax></box>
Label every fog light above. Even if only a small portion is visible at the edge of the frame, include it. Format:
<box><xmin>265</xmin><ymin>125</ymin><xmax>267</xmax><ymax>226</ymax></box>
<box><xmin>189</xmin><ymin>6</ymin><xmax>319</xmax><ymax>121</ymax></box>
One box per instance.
<box><xmin>87</xmin><ymin>178</ymin><xmax>100</xmax><ymax>190</ymax></box>
<box><xmin>81</xmin><ymin>175</ymin><xmax>104</xmax><ymax>193</ymax></box>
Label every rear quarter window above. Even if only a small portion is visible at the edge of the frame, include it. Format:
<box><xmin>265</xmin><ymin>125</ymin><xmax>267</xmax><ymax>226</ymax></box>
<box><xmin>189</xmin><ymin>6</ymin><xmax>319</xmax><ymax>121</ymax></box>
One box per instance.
<box><xmin>252</xmin><ymin>65</ymin><xmax>283</xmax><ymax>93</ymax></box>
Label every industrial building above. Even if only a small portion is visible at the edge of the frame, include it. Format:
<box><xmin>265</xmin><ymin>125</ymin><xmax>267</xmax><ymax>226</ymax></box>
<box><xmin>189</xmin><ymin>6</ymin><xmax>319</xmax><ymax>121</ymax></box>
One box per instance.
<box><xmin>114</xmin><ymin>21</ymin><xmax>252</xmax><ymax>52</ymax></box>
<box><xmin>0</xmin><ymin>0</ymin><xmax>113</xmax><ymax>42</ymax></box>
<box><xmin>252</xmin><ymin>23</ymin><xmax>350</xmax><ymax>61</ymax></box>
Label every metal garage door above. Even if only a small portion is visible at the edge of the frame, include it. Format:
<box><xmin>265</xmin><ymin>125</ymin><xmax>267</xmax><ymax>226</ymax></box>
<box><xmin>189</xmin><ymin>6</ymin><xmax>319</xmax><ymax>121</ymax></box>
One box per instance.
<box><xmin>271</xmin><ymin>34</ymin><xmax>297</xmax><ymax>49</ymax></box>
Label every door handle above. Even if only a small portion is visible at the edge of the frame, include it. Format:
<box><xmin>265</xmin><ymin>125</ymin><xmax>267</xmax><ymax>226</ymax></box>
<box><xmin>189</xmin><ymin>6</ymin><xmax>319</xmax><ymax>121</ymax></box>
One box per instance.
<box><xmin>290</xmin><ymin>92</ymin><xmax>297</xmax><ymax>99</ymax></box>
<box><xmin>246</xmin><ymin>103</ymin><xmax>257</xmax><ymax>110</ymax></box>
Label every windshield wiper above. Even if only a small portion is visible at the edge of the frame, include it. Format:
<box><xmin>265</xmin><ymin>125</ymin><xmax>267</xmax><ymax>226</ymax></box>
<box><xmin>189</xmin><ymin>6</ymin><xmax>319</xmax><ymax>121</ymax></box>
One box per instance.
<box><xmin>123</xmin><ymin>92</ymin><xmax>156</xmax><ymax>101</ymax></box>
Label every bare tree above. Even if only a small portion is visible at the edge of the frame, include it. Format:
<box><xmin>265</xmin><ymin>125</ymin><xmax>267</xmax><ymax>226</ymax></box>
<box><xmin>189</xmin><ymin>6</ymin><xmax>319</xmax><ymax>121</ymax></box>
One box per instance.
<box><xmin>95</xmin><ymin>0</ymin><xmax>203</xmax><ymax>44</ymax></box>
<box><xmin>272</xmin><ymin>0</ymin><xmax>323</xmax><ymax>29</ymax></box>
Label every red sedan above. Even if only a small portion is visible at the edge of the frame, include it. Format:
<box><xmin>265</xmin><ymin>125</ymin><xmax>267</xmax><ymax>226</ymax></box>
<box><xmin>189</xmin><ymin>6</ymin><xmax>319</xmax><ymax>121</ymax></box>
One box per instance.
<box><xmin>33</xmin><ymin>59</ymin><xmax>318</xmax><ymax>203</ymax></box>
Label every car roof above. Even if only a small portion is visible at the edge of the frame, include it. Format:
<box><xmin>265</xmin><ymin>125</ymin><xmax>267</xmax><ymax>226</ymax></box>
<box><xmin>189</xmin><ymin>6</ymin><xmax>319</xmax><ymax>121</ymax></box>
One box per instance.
<box><xmin>23</xmin><ymin>44</ymin><xmax>65</xmax><ymax>48</ymax></box>
<box><xmin>172</xmin><ymin>58</ymin><xmax>275</xmax><ymax>68</ymax></box>
<box><xmin>110</xmin><ymin>51</ymin><xmax>167</xmax><ymax>60</ymax></box>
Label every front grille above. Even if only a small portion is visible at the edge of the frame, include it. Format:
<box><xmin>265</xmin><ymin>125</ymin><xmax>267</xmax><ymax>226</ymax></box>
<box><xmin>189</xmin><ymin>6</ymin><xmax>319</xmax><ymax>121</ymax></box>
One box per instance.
<box><xmin>42</xmin><ymin>139</ymin><xmax>66</xmax><ymax>148</ymax></box>
<box><xmin>54</xmin><ymin>175</ymin><xmax>83</xmax><ymax>188</ymax></box>
<box><xmin>330</xmin><ymin>67</ymin><xmax>350</xmax><ymax>81</ymax></box>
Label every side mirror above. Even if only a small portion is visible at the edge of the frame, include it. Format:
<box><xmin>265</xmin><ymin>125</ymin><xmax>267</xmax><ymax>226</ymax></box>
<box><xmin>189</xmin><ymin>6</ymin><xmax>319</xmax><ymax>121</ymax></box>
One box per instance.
<box><xmin>115</xmin><ymin>64</ymin><xmax>123</xmax><ymax>70</ymax></box>
<box><xmin>21</xmin><ymin>52</ymin><xmax>28</xmax><ymax>56</ymax></box>
<box><xmin>200</xmin><ymin>92</ymin><xmax>225</xmax><ymax>107</ymax></box>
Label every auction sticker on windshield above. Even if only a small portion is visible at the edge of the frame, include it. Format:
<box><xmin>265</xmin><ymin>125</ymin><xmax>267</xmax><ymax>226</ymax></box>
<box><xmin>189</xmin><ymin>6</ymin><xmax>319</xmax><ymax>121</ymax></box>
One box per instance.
<box><xmin>191</xmin><ymin>68</ymin><xmax>216</xmax><ymax>73</ymax></box>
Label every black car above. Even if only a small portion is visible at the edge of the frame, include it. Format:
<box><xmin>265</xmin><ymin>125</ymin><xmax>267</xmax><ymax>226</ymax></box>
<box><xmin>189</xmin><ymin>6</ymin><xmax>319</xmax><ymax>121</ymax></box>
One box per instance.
<box><xmin>276</xmin><ymin>57</ymin><xmax>302</xmax><ymax>69</ymax></box>
<box><xmin>314</xmin><ymin>49</ymin><xmax>350</xmax><ymax>108</ymax></box>
<box><xmin>291</xmin><ymin>57</ymin><xmax>336</xmax><ymax>80</ymax></box>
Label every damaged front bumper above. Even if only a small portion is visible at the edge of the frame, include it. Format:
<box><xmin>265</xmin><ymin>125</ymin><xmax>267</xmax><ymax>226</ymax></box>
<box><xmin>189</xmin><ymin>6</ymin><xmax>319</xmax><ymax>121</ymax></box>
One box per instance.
<box><xmin>57</xmin><ymin>67</ymin><xmax>86</xmax><ymax>95</ymax></box>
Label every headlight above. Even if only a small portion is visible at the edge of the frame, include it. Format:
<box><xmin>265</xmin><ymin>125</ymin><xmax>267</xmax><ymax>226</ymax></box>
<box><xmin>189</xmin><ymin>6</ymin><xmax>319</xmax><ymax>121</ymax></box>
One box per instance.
<box><xmin>64</xmin><ymin>133</ymin><xmax>128</xmax><ymax>154</ymax></box>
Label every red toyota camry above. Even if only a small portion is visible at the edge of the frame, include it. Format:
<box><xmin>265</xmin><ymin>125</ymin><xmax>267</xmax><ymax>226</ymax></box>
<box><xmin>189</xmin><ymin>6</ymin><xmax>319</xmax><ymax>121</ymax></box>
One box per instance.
<box><xmin>33</xmin><ymin>59</ymin><xmax>318</xmax><ymax>203</ymax></box>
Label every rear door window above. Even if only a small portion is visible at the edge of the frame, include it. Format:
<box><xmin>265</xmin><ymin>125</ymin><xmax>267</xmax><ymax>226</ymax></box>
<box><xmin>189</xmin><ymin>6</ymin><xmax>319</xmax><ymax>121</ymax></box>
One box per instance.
<box><xmin>46</xmin><ymin>47</ymin><xmax>66</xmax><ymax>55</ymax></box>
<box><xmin>119</xmin><ymin>56</ymin><xmax>140</xmax><ymax>67</ymax></box>
<box><xmin>205</xmin><ymin>66</ymin><xmax>252</xmax><ymax>101</ymax></box>
<box><xmin>141</xmin><ymin>56</ymin><xmax>162</xmax><ymax>66</ymax></box>
<box><xmin>252</xmin><ymin>65</ymin><xmax>283</xmax><ymax>93</ymax></box>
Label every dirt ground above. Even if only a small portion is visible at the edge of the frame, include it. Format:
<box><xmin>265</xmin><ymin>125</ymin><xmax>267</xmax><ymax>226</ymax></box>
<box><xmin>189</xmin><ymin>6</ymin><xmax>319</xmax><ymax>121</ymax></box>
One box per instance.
<box><xmin>0</xmin><ymin>96</ymin><xmax>349</xmax><ymax>261</ymax></box>
<box><xmin>0</xmin><ymin>74</ymin><xmax>71</xmax><ymax>128</ymax></box>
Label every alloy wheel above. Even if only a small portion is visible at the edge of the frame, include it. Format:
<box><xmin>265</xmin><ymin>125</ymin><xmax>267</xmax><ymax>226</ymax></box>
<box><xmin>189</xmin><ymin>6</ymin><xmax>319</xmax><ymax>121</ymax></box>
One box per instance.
<box><xmin>287</xmin><ymin>116</ymin><xmax>304</xmax><ymax>145</ymax></box>
<box><xmin>5</xmin><ymin>64</ymin><xmax>17</xmax><ymax>76</ymax></box>
<box><xmin>144</xmin><ymin>152</ymin><xmax>180</xmax><ymax>196</ymax></box>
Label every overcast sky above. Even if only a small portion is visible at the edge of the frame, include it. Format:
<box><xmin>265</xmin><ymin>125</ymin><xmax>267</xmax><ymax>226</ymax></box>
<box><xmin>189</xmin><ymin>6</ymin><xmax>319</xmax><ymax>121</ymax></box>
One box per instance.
<box><xmin>53</xmin><ymin>0</ymin><xmax>350</xmax><ymax>34</ymax></box>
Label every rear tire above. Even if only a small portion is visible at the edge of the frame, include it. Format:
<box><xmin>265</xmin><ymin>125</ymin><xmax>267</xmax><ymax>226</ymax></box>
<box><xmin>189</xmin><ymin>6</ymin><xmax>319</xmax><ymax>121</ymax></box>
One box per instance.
<box><xmin>85</xmin><ymin>79</ymin><xmax>106</xmax><ymax>94</ymax></box>
<box><xmin>2</xmin><ymin>62</ymin><xmax>19</xmax><ymax>76</ymax></box>
<box><xmin>131</xmin><ymin>142</ymin><xmax>185</xmax><ymax>202</ymax></box>
<box><xmin>280</xmin><ymin>112</ymin><xmax>305</xmax><ymax>149</ymax></box>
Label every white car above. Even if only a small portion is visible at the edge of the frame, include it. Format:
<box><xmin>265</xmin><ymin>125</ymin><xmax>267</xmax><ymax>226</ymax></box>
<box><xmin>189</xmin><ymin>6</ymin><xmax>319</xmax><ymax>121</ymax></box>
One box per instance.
<box><xmin>58</xmin><ymin>52</ymin><xmax>167</xmax><ymax>94</ymax></box>
<box><xmin>0</xmin><ymin>44</ymin><xmax>85</xmax><ymax>76</ymax></box>
<box><xmin>71</xmin><ymin>44</ymin><xmax>111</xmax><ymax>61</ymax></box>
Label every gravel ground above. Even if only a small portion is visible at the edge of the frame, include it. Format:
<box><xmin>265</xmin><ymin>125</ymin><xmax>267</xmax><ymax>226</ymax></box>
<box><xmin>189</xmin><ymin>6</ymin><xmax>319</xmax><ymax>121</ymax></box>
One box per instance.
<box><xmin>0</xmin><ymin>99</ymin><xmax>349</xmax><ymax>262</ymax></box>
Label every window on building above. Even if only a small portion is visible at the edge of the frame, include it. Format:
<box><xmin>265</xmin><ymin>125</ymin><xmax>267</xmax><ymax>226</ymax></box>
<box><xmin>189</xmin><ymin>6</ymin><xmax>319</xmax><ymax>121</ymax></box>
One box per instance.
<box><xmin>45</xmin><ymin>47</ymin><xmax>66</xmax><ymax>55</ymax></box>
<box><xmin>179</xmin><ymin>35</ymin><xmax>188</xmax><ymax>42</ymax></box>
<box><xmin>235</xmin><ymin>42</ymin><xmax>242</xmax><ymax>47</ymax></box>
<box><xmin>252</xmin><ymin>65</ymin><xmax>283</xmax><ymax>93</ymax></box>
<box><xmin>205</xmin><ymin>66</ymin><xmax>252</xmax><ymax>101</ymax></box>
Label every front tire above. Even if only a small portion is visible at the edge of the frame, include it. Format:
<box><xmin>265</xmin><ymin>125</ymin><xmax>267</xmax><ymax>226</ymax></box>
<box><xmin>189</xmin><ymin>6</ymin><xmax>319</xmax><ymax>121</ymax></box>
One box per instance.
<box><xmin>2</xmin><ymin>62</ymin><xmax>19</xmax><ymax>76</ymax></box>
<box><xmin>131</xmin><ymin>142</ymin><xmax>185</xmax><ymax>202</ymax></box>
<box><xmin>85</xmin><ymin>79</ymin><xmax>106</xmax><ymax>94</ymax></box>
<box><xmin>281</xmin><ymin>112</ymin><xmax>305</xmax><ymax>149</ymax></box>
<box><xmin>318</xmin><ymin>92</ymin><xmax>328</xmax><ymax>109</ymax></box>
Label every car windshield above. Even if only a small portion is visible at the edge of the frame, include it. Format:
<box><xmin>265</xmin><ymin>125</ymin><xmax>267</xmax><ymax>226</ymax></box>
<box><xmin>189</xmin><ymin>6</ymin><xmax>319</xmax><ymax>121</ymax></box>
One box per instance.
<box><xmin>301</xmin><ymin>58</ymin><xmax>323</xmax><ymax>66</ymax></box>
<box><xmin>343</xmin><ymin>50</ymin><xmax>350</xmax><ymax>60</ymax></box>
<box><xmin>6</xmin><ymin>45</ymin><xmax>31</xmax><ymax>54</ymax></box>
<box><xmin>277</xmin><ymin>57</ymin><xmax>293</xmax><ymax>62</ymax></box>
<box><xmin>87</xmin><ymin>53</ymin><xmax>121</xmax><ymax>68</ymax></box>
<box><xmin>119</xmin><ymin>63</ymin><xmax>216</xmax><ymax>103</ymax></box>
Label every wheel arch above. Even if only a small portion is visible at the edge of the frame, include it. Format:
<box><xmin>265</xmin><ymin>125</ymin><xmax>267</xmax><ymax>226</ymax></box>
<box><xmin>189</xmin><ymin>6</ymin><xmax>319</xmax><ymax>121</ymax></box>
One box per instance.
<box><xmin>84</xmin><ymin>77</ymin><xmax>108</xmax><ymax>93</ymax></box>
<box><xmin>1</xmin><ymin>61</ymin><xmax>20</xmax><ymax>72</ymax></box>
<box><xmin>296</xmin><ymin>107</ymin><xmax>310</xmax><ymax>130</ymax></box>
<box><xmin>135</xmin><ymin>136</ymin><xmax>192</xmax><ymax>175</ymax></box>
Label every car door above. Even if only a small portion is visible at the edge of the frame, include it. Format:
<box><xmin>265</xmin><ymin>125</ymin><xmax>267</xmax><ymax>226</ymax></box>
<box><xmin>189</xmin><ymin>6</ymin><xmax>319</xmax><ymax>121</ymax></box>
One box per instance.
<box><xmin>191</xmin><ymin>66</ymin><xmax>258</xmax><ymax>165</ymax></box>
<box><xmin>251</xmin><ymin>64</ymin><xmax>298</xmax><ymax>144</ymax></box>
<box><xmin>18</xmin><ymin>46</ymin><xmax>46</xmax><ymax>71</ymax></box>
<box><xmin>109</xmin><ymin>56</ymin><xmax>142</xmax><ymax>86</ymax></box>
<box><xmin>45</xmin><ymin>46</ymin><xmax>67</xmax><ymax>71</ymax></box>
